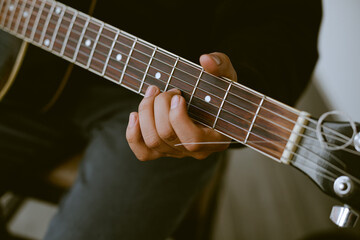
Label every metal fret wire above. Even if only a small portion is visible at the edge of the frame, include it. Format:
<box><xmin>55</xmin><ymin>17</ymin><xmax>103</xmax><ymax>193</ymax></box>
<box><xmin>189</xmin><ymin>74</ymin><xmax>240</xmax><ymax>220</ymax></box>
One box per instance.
<box><xmin>86</xmin><ymin>21</ymin><xmax>104</xmax><ymax>68</ymax></box>
<box><xmin>1</xmin><ymin>0</ymin><xmax>351</xmax><ymax>145</ymax></box>
<box><xmin>14</xmin><ymin>0</ymin><xmax>27</xmax><ymax>32</ymax></box>
<box><xmin>6</xmin><ymin>0</ymin><xmax>18</xmax><ymax>28</ymax></box>
<box><xmin>28</xmin><ymin>0</ymin><xmax>44</xmax><ymax>39</ymax></box>
<box><xmin>0</xmin><ymin>0</ymin><xmax>354</xmax><ymax>156</ymax></box>
<box><xmin>0</xmin><ymin>0</ymin><xmax>11</xmax><ymax>26</ymax></box>
<box><xmin>39</xmin><ymin>0</ymin><xmax>54</xmax><ymax>44</ymax></box>
<box><xmin>20</xmin><ymin>0</ymin><xmax>353</xmax><ymax>146</ymax></box>
<box><xmin>1</xmin><ymin>1</ymin><xmax>359</xmax><ymax>184</ymax></box>
<box><xmin>0</xmin><ymin>19</ymin><xmax>350</xmax><ymax>180</ymax></box>
<box><xmin>139</xmin><ymin>46</ymin><xmax>157</xmax><ymax>93</ymax></box>
<box><xmin>0</xmin><ymin>0</ymin><xmax>358</xmax><ymax>163</ymax></box>
<box><xmin>244</xmin><ymin>96</ymin><xmax>265</xmax><ymax>144</ymax></box>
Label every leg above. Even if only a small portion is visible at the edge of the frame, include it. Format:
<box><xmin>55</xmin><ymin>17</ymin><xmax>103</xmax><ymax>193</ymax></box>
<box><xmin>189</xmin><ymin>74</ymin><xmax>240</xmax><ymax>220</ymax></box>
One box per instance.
<box><xmin>44</xmin><ymin>110</ymin><xmax>220</xmax><ymax>240</ymax></box>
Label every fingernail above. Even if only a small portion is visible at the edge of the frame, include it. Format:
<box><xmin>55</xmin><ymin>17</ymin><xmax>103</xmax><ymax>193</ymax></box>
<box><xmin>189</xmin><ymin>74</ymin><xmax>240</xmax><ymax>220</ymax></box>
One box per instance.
<box><xmin>168</xmin><ymin>88</ymin><xmax>180</xmax><ymax>93</ymax></box>
<box><xmin>171</xmin><ymin>95</ymin><xmax>180</xmax><ymax>109</ymax></box>
<box><xmin>211</xmin><ymin>55</ymin><xmax>221</xmax><ymax>65</ymax></box>
<box><xmin>145</xmin><ymin>86</ymin><xmax>157</xmax><ymax>98</ymax></box>
<box><xmin>128</xmin><ymin>113</ymin><xmax>136</xmax><ymax>128</ymax></box>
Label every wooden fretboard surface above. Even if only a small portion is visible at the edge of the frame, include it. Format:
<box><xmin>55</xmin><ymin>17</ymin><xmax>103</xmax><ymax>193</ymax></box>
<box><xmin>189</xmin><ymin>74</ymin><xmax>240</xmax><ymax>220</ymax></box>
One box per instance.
<box><xmin>0</xmin><ymin>0</ymin><xmax>303</xmax><ymax>161</ymax></box>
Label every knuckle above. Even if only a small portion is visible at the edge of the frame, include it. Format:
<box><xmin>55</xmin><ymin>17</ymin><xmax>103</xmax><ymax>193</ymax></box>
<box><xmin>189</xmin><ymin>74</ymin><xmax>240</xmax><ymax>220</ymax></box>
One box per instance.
<box><xmin>145</xmin><ymin>136</ymin><xmax>162</xmax><ymax>149</ymax></box>
<box><xmin>192</xmin><ymin>152</ymin><xmax>209</xmax><ymax>160</ymax></box>
<box><xmin>186</xmin><ymin>142</ymin><xmax>203</xmax><ymax>152</ymax></box>
<box><xmin>159</xmin><ymin>129</ymin><xmax>177</xmax><ymax>142</ymax></box>
<box><xmin>136</xmin><ymin>153</ymin><xmax>150</xmax><ymax>161</ymax></box>
<box><xmin>126</xmin><ymin>132</ymin><xmax>135</xmax><ymax>144</ymax></box>
<box><xmin>138</xmin><ymin>99</ymin><xmax>150</xmax><ymax>113</ymax></box>
<box><xmin>154</xmin><ymin>92</ymin><xmax>167</xmax><ymax>103</ymax></box>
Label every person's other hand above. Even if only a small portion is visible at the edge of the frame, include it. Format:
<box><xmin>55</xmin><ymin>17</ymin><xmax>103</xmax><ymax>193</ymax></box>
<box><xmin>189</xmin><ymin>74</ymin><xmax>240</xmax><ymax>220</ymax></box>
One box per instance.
<box><xmin>126</xmin><ymin>52</ymin><xmax>237</xmax><ymax>161</ymax></box>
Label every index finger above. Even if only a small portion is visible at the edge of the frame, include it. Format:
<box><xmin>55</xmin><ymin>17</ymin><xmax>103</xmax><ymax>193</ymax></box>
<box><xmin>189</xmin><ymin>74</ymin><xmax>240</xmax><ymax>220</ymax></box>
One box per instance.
<box><xmin>169</xmin><ymin>95</ymin><xmax>230</xmax><ymax>153</ymax></box>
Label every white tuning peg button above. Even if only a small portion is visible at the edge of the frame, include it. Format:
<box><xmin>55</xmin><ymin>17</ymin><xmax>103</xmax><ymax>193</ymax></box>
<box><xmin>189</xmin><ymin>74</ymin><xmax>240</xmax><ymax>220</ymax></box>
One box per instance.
<box><xmin>330</xmin><ymin>205</ymin><xmax>358</xmax><ymax>228</ymax></box>
<box><xmin>354</xmin><ymin>132</ymin><xmax>360</xmax><ymax>152</ymax></box>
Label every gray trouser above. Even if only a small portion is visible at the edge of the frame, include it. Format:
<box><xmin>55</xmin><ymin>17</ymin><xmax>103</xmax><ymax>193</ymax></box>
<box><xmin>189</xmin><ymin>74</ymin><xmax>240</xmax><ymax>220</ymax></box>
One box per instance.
<box><xmin>0</xmin><ymin>30</ymin><xmax>219</xmax><ymax>240</ymax></box>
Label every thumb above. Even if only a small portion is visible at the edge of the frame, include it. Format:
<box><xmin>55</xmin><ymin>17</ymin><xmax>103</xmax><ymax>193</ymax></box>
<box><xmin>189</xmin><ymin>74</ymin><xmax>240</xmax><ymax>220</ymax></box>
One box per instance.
<box><xmin>199</xmin><ymin>52</ymin><xmax>237</xmax><ymax>81</ymax></box>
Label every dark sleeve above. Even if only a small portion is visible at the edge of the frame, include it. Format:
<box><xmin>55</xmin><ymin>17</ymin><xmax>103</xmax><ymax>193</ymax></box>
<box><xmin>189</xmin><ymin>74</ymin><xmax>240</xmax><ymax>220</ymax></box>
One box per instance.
<box><xmin>214</xmin><ymin>0</ymin><xmax>322</xmax><ymax>106</ymax></box>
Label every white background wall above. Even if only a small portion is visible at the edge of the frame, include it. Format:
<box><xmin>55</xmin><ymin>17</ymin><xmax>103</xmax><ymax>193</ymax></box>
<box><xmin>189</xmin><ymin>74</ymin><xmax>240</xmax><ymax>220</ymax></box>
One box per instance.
<box><xmin>314</xmin><ymin>0</ymin><xmax>360</xmax><ymax>121</ymax></box>
<box><xmin>214</xmin><ymin>1</ymin><xmax>360</xmax><ymax>239</ymax></box>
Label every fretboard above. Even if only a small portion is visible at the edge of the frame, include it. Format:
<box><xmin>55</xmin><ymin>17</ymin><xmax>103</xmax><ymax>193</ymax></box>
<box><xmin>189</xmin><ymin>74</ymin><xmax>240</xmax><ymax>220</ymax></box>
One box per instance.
<box><xmin>0</xmin><ymin>0</ymin><xmax>308</xmax><ymax>163</ymax></box>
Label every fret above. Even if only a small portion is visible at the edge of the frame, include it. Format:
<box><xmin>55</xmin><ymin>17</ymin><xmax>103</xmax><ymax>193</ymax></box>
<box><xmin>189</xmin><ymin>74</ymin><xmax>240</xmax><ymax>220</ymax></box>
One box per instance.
<box><xmin>139</xmin><ymin>46</ymin><xmax>157</xmax><ymax>94</ymax></box>
<box><xmin>60</xmin><ymin>9</ymin><xmax>77</xmax><ymax>57</ymax></box>
<box><xmin>29</xmin><ymin>0</ymin><xmax>45</xmax><ymax>41</ymax></box>
<box><xmin>103</xmin><ymin>31</ymin><xmax>133</xmax><ymax>83</ymax></box>
<box><xmin>32</xmin><ymin>0</ymin><xmax>52</xmax><ymax>44</ymax></box>
<box><xmin>0</xmin><ymin>0</ymin><xmax>5</xmax><ymax>25</ymax></box>
<box><xmin>49</xmin><ymin>2</ymin><xmax>65</xmax><ymax>51</ymax></box>
<box><xmin>1</xmin><ymin>0</ymin><xmax>11</xmax><ymax>27</ymax></box>
<box><xmin>22</xmin><ymin>0</ymin><xmax>36</xmax><ymax>38</ymax></box>
<box><xmin>245</xmin><ymin>97</ymin><xmax>299</xmax><ymax>160</ymax></box>
<box><xmin>188</xmin><ymin>68</ymin><xmax>203</xmax><ymax>109</ymax></box>
<box><xmin>170</xmin><ymin>59</ymin><xmax>201</xmax><ymax>99</ymax></box>
<box><xmin>86</xmin><ymin>21</ymin><xmax>104</xmax><ymax>69</ymax></box>
<box><xmin>142</xmin><ymin>48</ymin><xmax>177</xmax><ymax>92</ymax></box>
<box><xmin>52</xmin><ymin>6</ymin><xmax>74</xmax><ymax>54</ymax></box>
<box><xmin>72</xmin><ymin>14</ymin><xmax>90</xmax><ymax>62</ymax></box>
<box><xmin>14</xmin><ymin>0</ymin><xmax>27</xmax><ymax>33</ymax></box>
<box><xmin>74</xmin><ymin>17</ymin><xmax>101</xmax><ymax>67</ymax></box>
<box><xmin>18</xmin><ymin>0</ymin><xmax>34</xmax><ymax>36</ymax></box>
<box><xmin>87</xmin><ymin>25</ymin><xmax>115</xmax><ymax>74</ymax></box>
<box><xmin>101</xmin><ymin>27</ymin><xmax>119</xmax><ymax>76</ymax></box>
<box><xmin>6</xmin><ymin>0</ymin><xmax>19</xmax><ymax>29</ymax></box>
<box><xmin>39</xmin><ymin>0</ymin><xmax>55</xmax><ymax>46</ymax></box>
<box><xmin>119</xmin><ymin>36</ymin><xmax>137</xmax><ymax>84</ymax></box>
<box><xmin>164</xmin><ymin>56</ymin><xmax>179</xmax><ymax>91</ymax></box>
<box><xmin>213</xmin><ymin>81</ymin><xmax>232</xmax><ymax>129</ymax></box>
<box><xmin>244</xmin><ymin>96</ymin><xmax>265</xmax><ymax>144</ymax></box>
<box><xmin>121</xmin><ymin>39</ymin><xmax>155</xmax><ymax>91</ymax></box>
<box><xmin>215</xmin><ymin>83</ymin><xmax>263</xmax><ymax>143</ymax></box>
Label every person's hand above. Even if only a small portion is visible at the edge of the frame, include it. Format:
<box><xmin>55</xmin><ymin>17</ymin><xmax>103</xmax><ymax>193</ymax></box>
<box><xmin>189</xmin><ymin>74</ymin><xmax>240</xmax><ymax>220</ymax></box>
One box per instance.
<box><xmin>126</xmin><ymin>52</ymin><xmax>237</xmax><ymax>161</ymax></box>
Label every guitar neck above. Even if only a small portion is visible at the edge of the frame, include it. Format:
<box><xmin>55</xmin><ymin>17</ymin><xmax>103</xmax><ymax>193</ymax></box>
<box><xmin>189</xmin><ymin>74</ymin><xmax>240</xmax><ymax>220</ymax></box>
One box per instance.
<box><xmin>0</xmin><ymin>0</ymin><xmax>309</xmax><ymax>163</ymax></box>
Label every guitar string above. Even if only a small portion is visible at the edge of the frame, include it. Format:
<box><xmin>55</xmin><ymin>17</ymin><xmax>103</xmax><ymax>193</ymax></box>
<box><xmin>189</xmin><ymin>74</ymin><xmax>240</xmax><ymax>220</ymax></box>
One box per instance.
<box><xmin>1</xmin><ymin>8</ymin><xmax>358</xmax><ymax>161</ymax></box>
<box><xmin>1</xmin><ymin>2</ymin><xmax>358</xmax><ymax>159</ymax></box>
<box><xmin>2</xmin><ymin>0</ymin><xmax>356</xmax><ymax>150</ymax></box>
<box><xmin>10</xmin><ymin>19</ymin><xmax>352</xmax><ymax>186</ymax></box>
<box><xmin>1</xmin><ymin>6</ymin><xmax>359</xmax><ymax>184</ymax></box>
<box><xmin>1</xmin><ymin>7</ymin><xmax>358</xmax><ymax>163</ymax></box>
<box><xmin>291</xmin><ymin>160</ymin><xmax>336</xmax><ymax>182</ymax></box>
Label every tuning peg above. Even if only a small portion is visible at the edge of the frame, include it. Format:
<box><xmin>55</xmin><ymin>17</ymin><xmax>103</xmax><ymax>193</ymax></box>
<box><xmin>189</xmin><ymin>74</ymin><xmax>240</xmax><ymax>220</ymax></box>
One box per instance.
<box><xmin>354</xmin><ymin>132</ymin><xmax>360</xmax><ymax>152</ymax></box>
<box><xmin>330</xmin><ymin>205</ymin><xmax>358</xmax><ymax>228</ymax></box>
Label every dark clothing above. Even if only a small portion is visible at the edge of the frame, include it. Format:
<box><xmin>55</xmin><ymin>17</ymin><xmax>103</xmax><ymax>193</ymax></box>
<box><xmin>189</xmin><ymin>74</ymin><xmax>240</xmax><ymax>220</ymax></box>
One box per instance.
<box><xmin>0</xmin><ymin>0</ymin><xmax>322</xmax><ymax>239</ymax></box>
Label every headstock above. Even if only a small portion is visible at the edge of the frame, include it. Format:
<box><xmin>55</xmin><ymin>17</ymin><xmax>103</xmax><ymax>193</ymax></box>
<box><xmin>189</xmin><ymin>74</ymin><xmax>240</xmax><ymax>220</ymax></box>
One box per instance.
<box><xmin>292</xmin><ymin>120</ymin><xmax>360</xmax><ymax>227</ymax></box>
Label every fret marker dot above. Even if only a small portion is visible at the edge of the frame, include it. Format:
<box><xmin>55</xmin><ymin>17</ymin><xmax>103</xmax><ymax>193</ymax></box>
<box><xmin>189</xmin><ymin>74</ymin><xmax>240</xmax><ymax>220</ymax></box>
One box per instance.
<box><xmin>205</xmin><ymin>95</ymin><xmax>211</xmax><ymax>103</ymax></box>
<box><xmin>9</xmin><ymin>5</ymin><xmax>14</xmax><ymax>11</ymax></box>
<box><xmin>85</xmin><ymin>39</ymin><xmax>92</xmax><ymax>47</ymax></box>
<box><xmin>23</xmin><ymin>11</ymin><xmax>28</xmax><ymax>18</ymax></box>
<box><xmin>116</xmin><ymin>54</ymin><xmax>122</xmax><ymax>61</ymax></box>
<box><xmin>155</xmin><ymin>72</ymin><xmax>161</xmax><ymax>79</ymax></box>
<box><xmin>44</xmin><ymin>39</ymin><xmax>50</xmax><ymax>46</ymax></box>
<box><xmin>55</xmin><ymin>7</ymin><xmax>61</xmax><ymax>14</ymax></box>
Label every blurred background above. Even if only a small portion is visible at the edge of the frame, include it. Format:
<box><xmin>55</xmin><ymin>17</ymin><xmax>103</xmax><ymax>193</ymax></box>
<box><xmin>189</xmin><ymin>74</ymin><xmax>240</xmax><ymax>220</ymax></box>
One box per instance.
<box><xmin>2</xmin><ymin>0</ymin><xmax>360</xmax><ymax>239</ymax></box>
<box><xmin>214</xmin><ymin>0</ymin><xmax>360</xmax><ymax>239</ymax></box>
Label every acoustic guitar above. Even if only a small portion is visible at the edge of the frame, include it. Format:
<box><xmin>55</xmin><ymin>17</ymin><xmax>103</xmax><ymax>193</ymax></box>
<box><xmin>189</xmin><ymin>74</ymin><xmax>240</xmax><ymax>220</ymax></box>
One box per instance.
<box><xmin>1</xmin><ymin>0</ymin><xmax>360</xmax><ymax>228</ymax></box>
